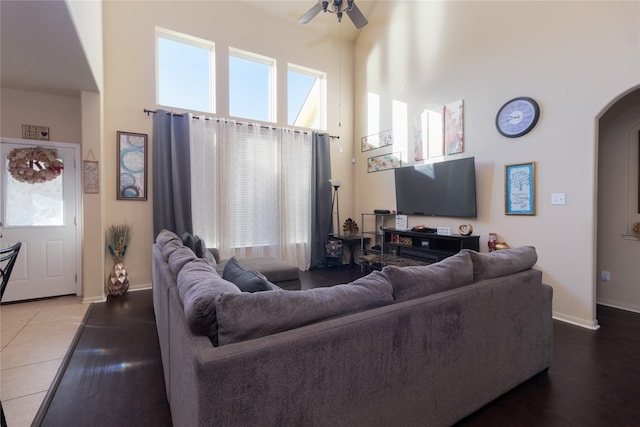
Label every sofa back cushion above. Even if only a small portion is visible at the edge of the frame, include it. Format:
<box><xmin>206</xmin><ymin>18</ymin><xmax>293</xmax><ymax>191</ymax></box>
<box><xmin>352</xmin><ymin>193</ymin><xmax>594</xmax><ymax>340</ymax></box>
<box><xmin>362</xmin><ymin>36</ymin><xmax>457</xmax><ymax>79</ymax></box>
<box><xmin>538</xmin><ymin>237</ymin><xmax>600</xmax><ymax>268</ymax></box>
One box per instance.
<box><xmin>383</xmin><ymin>251</ymin><xmax>474</xmax><ymax>303</ymax></box>
<box><xmin>176</xmin><ymin>258</ymin><xmax>241</xmax><ymax>344</ymax></box>
<box><xmin>168</xmin><ymin>246</ymin><xmax>199</xmax><ymax>278</ymax></box>
<box><xmin>156</xmin><ymin>229</ymin><xmax>182</xmax><ymax>249</ymax></box>
<box><xmin>464</xmin><ymin>246</ymin><xmax>537</xmax><ymax>282</ymax></box>
<box><xmin>215</xmin><ymin>270</ymin><xmax>394</xmax><ymax>346</ymax></box>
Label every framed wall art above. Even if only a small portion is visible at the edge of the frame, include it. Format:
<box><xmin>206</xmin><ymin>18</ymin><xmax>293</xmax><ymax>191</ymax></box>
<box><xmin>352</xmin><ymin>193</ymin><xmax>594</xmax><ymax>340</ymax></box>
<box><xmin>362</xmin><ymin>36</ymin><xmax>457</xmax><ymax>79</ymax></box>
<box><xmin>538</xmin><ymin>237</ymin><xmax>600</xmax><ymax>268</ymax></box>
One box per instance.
<box><xmin>117</xmin><ymin>131</ymin><xmax>148</xmax><ymax>201</ymax></box>
<box><xmin>367</xmin><ymin>152</ymin><xmax>401</xmax><ymax>173</ymax></box>
<box><xmin>505</xmin><ymin>162</ymin><xmax>536</xmax><ymax>215</ymax></box>
<box><xmin>83</xmin><ymin>160</ymin><xmax>99</xmax><ymax>194</ymax></box>
<box><xmin>444</xmin><ymin>100</ymin><xmax>464</xmax><ymax>155</ymax></box>
<box><xmin>361</xmin><ymin>129</ymin><xmax>393</xmax><ymax>152</ymax></box>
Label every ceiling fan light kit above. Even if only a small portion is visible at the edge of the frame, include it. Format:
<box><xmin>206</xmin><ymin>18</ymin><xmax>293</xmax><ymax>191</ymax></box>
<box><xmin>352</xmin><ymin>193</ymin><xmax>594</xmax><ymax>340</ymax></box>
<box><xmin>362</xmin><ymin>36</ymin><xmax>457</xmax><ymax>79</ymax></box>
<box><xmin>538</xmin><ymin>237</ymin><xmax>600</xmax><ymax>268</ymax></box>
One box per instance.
<box><xmin>298</xmin><ymin>0</ymin><xmax>368</xmax><ymax>28</ymax></box>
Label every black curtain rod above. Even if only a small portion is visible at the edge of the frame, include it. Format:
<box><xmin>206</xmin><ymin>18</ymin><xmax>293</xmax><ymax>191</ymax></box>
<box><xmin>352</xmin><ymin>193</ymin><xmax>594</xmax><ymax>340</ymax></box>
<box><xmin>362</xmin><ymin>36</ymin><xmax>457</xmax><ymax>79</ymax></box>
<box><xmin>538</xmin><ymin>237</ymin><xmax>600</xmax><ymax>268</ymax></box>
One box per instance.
<box><xmin>143</xmin><ymin>108</ymin><xmax>339</xmax><ymax>139</ymax></box>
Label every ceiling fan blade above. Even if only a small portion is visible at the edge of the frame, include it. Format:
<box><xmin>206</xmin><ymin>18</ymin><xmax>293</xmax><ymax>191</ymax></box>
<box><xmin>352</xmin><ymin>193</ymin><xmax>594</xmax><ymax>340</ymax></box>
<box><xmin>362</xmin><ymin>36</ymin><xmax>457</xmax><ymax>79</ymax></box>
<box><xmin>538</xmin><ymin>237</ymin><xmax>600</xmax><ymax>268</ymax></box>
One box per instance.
<box><xmin>346</xmin><ymin>3</ymin><xmax>368</xmax><ymax>28</ymax></box>
<box><xmin>298</xmin><ymin>2</ymin><xmax>324</xmax><ymax>24</ymax></box>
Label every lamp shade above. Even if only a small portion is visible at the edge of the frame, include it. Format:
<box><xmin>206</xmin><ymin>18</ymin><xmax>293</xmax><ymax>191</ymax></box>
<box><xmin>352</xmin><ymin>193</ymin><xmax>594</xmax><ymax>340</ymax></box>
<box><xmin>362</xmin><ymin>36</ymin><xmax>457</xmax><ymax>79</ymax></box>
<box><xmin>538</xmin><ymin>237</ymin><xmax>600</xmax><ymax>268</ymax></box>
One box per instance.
<box><xmin>329</xmin><ymin>179</ymin><xmax>342</xmax><ymax>188</ymax></box>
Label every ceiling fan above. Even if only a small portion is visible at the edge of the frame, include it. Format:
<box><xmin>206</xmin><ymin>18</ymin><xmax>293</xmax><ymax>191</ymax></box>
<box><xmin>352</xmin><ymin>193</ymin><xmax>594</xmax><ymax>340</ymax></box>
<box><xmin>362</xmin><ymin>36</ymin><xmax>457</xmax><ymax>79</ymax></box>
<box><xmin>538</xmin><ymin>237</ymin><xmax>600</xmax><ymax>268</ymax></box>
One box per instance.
<box><xmin>298</xmin><ymin>0</ymin><xmax>368</xmax><ymax>29</ymax></box>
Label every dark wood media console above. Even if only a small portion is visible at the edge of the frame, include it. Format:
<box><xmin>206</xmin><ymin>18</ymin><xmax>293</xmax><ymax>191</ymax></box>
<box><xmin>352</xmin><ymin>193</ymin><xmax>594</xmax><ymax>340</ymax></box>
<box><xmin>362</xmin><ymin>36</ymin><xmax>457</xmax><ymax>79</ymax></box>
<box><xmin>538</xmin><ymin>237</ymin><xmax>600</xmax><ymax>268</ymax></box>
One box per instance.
<box><xmin>384</xmin><ymin>228</ymin><xmax>479</xmax><ymax>264</ymax></box>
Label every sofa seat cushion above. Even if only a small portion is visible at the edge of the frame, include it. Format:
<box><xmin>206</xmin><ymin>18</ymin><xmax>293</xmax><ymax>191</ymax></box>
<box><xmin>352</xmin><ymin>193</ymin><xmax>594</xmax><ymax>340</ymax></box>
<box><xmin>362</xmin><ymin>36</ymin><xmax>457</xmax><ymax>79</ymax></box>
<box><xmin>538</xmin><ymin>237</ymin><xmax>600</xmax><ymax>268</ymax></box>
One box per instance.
<box><xmin>383</xmin><ymin>251</ymin><xmax>474</xmax><ymax>303</ymax></box>
<box><xmin>465</xmin><ymin>246</ymin><xmax>537</xmax><ymax>282</ymax></box>
<box><xmin>216</xmin><ymin>270</ymin><xmax>394</xmax><ymax>346</ymax></box>
<box><xmin>176</xmin><ymin>258</ymin><xmax>241</xmax><ymax>344</ymax></box>
<box><xmin>216</xmin><ymin>257</ymin><xmax>300</xmax><ymax>284</ymax></box>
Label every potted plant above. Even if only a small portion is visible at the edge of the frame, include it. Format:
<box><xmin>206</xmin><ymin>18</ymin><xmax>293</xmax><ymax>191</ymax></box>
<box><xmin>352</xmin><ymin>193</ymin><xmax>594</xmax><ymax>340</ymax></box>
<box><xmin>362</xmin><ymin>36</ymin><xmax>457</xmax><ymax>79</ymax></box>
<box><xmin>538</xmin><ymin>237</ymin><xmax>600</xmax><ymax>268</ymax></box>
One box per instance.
<box><xmin>107</xmin><ymin>224</ymin><xmax>132</xmax><ymax>296</ymax></box>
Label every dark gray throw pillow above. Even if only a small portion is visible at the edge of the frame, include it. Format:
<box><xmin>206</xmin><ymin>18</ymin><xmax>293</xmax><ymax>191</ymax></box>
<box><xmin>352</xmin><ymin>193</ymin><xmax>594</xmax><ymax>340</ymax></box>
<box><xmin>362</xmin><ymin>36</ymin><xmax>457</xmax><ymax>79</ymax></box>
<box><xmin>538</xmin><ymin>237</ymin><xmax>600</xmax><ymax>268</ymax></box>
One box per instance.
<box><xmin>193</xmin><ymin>235</ymin><xmax>217</xmax><ymax>266</ymax></box>
<box><xmin>222</xmin><ymin>257</ymin><xmax>273</xmax><ymax>292</ymax></box>
<box><xmin>181</xmin><ymin>232</ymin><xmax>196</xmax><ymax>253</ymax></box>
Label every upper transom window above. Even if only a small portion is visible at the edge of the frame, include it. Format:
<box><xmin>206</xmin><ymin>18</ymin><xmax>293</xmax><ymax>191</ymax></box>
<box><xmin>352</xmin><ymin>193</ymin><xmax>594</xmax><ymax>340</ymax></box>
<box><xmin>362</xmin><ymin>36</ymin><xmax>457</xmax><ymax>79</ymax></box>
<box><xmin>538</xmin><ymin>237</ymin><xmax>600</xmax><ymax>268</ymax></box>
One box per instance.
<box><xmin>229</xmin><ymin>48</ymin><xmax>276</xmax><ymax>123</ymax></box>
<box><xmin>156</xmin><ymin>27</ymin><xmax>215</xmax><ymax>113</ymax></box>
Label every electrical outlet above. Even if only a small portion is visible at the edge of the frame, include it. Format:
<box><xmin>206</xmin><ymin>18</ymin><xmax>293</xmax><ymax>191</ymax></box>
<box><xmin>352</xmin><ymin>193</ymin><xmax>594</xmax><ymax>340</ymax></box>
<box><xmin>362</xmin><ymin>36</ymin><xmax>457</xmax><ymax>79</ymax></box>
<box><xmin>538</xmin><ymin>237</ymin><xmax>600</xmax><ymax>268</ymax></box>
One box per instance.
<box><xmin>551</xmin><ymin>193</ymin><xmax>566</xmax><ymax>205</ymax></box>
<box><xmin>601</xmin><ymin>270</ymin><xmax>611</xmax><ymax>281</ymax></box>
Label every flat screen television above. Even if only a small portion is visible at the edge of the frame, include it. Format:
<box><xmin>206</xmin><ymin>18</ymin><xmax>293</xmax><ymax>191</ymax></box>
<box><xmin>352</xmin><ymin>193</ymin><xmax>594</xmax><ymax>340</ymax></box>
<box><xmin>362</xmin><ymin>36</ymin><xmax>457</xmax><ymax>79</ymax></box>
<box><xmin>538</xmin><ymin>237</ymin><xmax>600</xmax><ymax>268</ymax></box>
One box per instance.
<box><xmin>394</xmin><ymin>157</ymin><xmax>477</xmax><ymax>218</ymax></box>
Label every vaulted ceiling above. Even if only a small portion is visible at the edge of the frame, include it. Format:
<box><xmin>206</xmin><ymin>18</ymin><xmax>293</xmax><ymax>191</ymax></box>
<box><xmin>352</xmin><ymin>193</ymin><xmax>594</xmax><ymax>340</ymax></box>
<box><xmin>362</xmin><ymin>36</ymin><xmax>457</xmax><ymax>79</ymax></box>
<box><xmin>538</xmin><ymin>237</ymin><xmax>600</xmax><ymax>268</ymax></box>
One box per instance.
<box><xmin>0</xmin><ymin>0</ymin><xmax>376</xmax><ymax>97</ymax></box>
<box><xmin>0</xmin><ymin>0</ymin><xmax>97</xmax><ymax>96</ymax></box>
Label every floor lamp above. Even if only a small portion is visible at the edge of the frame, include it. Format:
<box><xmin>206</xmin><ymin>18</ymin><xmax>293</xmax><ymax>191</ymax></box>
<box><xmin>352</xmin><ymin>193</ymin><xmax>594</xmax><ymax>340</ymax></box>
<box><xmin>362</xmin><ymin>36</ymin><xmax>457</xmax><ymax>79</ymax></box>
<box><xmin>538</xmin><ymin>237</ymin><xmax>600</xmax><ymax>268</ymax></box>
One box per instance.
<box><xmin>329</xmin><ymin>179</ymin><xmax>342</xmax><ymax>238</ymax></box>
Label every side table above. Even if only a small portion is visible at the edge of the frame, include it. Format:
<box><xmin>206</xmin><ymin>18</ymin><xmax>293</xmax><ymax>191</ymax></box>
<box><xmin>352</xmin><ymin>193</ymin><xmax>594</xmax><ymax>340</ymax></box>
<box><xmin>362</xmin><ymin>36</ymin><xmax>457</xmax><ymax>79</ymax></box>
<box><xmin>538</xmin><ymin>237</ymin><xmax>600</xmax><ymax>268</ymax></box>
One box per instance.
<box><xmin>331</xmin><ymin>235</ymin><xmax>370</xmax><ymax>266</ymax></box>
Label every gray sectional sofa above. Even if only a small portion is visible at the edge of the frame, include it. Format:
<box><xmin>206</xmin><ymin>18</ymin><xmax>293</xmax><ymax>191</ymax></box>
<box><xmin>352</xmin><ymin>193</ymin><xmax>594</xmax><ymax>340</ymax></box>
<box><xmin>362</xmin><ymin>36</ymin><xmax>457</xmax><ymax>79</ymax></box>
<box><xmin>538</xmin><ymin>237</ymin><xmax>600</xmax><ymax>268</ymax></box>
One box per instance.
<box><xmin>152</xmin><ymin>229</ymin><xmax>553</xmax><ymax>427</ymax></box>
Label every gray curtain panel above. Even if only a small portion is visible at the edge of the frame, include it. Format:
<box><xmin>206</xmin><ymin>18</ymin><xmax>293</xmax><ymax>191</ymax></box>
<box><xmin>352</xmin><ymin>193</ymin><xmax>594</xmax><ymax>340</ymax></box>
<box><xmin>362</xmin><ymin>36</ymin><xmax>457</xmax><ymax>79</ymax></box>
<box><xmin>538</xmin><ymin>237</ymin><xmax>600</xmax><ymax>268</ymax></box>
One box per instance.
<box><xmin>152</xmin><ymin>110</ymin><xmax>193</xmax><ymax>239</ymax></box>
<box><xmin>309</xmin><ymin>132</ymin><xmax>332</xmax><ymax>269</ymax></box>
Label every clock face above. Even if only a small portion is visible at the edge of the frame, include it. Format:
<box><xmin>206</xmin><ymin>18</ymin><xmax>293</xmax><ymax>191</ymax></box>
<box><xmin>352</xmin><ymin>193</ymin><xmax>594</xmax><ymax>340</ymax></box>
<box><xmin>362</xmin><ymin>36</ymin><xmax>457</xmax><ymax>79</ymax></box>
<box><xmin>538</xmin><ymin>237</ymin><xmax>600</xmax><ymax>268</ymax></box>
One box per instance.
<box><xmin>496</xmin><ymin>97</ymin><xmax>540</xmax><ymax>138</ymax></box>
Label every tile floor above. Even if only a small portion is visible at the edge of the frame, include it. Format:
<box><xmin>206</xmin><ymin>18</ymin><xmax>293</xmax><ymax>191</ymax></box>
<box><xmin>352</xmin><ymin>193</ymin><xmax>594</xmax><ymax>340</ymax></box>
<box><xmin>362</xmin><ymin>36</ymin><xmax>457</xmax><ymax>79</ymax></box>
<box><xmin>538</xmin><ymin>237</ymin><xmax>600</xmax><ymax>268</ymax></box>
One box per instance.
<box><xmin>1</xmin><ymin>296</ymin><xmax>89</xmax><ymax>427</ymax></box>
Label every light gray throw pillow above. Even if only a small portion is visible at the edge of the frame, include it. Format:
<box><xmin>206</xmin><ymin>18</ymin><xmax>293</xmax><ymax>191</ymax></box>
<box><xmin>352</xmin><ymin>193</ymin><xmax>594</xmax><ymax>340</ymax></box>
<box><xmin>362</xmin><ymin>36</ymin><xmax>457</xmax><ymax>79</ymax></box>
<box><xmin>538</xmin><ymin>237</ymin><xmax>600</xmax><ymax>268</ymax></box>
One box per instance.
<box><xmin>464</xmin><ymin>246</ymin><xmax>538</xmax><ymax>282</ymax></box>
<box><xmin>383</xmin><ymin>250</ymin><xmax>474</xmax><ymax>303</ymax></box>
<box><xmin>216</xmin><ymin>270</ymin><xmax>394</xmax><ymax>346</ymax></box>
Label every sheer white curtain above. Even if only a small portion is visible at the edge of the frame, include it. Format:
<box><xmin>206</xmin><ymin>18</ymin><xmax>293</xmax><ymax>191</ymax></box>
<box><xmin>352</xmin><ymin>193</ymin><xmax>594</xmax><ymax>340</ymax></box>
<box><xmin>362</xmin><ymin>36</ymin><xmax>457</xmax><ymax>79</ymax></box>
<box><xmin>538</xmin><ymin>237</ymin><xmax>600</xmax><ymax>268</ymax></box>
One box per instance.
<box><xmin>190</xmin><ymin>115</ymin><xmax>312</xmax><ymax>269</ymax></box>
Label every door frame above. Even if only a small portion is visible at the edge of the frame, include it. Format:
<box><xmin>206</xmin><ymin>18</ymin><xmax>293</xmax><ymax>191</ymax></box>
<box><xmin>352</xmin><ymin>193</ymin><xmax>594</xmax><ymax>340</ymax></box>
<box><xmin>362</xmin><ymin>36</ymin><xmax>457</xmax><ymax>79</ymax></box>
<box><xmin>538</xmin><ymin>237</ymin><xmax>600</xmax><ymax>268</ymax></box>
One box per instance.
<box><xmin>1</xmin><ymin>136</ymin><xmax>83</xmax><ymax>297</ymax></box>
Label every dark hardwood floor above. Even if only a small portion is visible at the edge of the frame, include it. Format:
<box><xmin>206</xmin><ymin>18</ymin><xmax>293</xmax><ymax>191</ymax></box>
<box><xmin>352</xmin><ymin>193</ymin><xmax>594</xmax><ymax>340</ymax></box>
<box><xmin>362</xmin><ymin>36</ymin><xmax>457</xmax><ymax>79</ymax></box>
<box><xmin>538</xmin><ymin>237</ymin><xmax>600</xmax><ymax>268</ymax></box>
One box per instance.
<box><xmin>34</xmin><ymin>266</ymin><xmax>640</xmax><ymax>426</ymax></box>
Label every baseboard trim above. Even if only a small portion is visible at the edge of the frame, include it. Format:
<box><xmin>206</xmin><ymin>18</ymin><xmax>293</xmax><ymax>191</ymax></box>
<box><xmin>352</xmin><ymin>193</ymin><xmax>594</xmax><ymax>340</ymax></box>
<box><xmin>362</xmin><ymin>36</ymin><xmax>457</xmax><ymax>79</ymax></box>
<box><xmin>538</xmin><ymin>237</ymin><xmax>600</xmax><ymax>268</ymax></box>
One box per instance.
<box><xmin>82</xmin><ymin>295</ymin><xmax>105</xmax><ymax>304</ymax></box>
<box><xmin>596</xmin><ymin>301</ymin><xmax>640</xmax><ymax>315</ymax></box>
<box><xmin>552</xmin><ymin>312</ymin><xmax>600</xmax><ymax>330</ymax></box>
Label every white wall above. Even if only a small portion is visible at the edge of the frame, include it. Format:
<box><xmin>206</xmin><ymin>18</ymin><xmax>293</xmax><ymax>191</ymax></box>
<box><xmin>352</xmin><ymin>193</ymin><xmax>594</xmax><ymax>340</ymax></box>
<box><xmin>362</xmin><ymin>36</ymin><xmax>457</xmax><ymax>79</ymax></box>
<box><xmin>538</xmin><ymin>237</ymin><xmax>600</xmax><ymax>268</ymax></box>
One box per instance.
<box><xmin>353</xmin><ymin>1</ymin><xmax>640</xmax><ymax>327</ymax></box>
<box><xmin>597</xmin><ymin>88</ymin><xmax>640</xmax><ymax>312</ymax></box>
<box><xmin>66</xmin><ymin>0</ymin><xmax>104</xmax><ymax>92</ymax></box>
<box><xmin>103</xmin><ymin>1</ymin><xmax>355</xmax><ymax>289</ymax></box>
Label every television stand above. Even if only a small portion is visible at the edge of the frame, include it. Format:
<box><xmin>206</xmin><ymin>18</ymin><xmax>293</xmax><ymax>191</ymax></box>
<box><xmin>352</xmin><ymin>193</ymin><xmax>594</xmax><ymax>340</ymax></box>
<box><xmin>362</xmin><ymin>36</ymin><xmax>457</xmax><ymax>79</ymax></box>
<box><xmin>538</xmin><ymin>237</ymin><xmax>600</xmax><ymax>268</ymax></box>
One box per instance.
<box><xmin>380</xmin><ymin>228</ymin><xmax>479</xmax><ymax>267</ymax></box>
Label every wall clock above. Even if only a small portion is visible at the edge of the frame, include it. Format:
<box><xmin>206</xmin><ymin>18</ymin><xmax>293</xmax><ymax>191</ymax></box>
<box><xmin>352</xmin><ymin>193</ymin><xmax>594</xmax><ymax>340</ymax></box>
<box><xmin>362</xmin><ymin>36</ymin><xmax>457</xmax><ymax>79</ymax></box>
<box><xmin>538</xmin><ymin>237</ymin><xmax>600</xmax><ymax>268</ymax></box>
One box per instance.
<box><xmin>496</xmin><ymin>97</ymin><xmax>540</xmax><ymax>138</ymax></box>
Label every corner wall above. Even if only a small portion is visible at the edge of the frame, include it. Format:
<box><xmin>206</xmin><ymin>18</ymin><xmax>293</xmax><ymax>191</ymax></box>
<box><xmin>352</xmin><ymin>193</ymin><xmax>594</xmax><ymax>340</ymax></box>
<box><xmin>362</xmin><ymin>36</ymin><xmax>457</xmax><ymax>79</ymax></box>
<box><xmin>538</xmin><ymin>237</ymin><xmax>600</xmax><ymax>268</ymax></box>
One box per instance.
<box><xmin>353</xmin><ymin>1</ymin><xmax>640</xmax><ymax>327</ymax></box>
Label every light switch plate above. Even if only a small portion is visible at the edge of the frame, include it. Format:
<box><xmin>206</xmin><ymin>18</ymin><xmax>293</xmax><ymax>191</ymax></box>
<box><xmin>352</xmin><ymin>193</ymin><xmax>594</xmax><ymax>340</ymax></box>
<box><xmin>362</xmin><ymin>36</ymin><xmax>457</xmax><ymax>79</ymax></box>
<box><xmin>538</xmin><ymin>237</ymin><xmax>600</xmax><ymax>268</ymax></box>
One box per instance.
<box><xmin>551</xmin><ymin>193</ymin><xmax>566</xmax><ymax>205</ymax></box>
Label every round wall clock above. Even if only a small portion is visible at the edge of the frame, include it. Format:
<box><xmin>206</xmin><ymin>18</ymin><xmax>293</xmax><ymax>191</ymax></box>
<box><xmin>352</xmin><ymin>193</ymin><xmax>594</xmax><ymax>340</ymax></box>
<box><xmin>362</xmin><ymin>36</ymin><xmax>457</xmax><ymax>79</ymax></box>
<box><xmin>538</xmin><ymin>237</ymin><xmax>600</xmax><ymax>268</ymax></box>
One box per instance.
<box><xmin>495</xmin><ymin>96</ymin><xmax>540</xmax><ymax>138</ymax></box>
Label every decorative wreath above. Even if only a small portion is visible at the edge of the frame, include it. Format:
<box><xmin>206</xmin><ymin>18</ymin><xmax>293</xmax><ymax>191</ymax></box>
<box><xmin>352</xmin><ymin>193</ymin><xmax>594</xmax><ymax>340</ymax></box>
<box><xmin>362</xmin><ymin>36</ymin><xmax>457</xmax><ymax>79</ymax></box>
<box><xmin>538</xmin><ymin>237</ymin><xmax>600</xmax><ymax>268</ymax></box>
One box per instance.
<box><xmin>7</xmin><ymin>146</ymin><xmax>64</xmax><ymax>184</ymax></box>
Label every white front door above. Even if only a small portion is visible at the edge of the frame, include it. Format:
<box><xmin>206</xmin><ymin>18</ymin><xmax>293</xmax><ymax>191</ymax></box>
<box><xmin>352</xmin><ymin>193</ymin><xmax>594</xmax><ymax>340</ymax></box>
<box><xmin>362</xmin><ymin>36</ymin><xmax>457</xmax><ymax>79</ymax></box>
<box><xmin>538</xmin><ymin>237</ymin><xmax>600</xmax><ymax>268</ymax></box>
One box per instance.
<box><xmin>1</xmin><ymin>140</ymin><xmax>79</xmax><ymax>302</ymax></box>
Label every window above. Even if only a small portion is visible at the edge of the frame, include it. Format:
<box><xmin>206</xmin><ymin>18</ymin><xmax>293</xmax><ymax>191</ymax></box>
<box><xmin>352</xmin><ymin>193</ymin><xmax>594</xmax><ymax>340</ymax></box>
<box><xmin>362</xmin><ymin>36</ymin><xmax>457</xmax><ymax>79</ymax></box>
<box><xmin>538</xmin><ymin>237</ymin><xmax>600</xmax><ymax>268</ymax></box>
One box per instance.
<box><xmin>156</xmin><ymin>28</ymin><xmax>214</xmax><ymax>113</ymax></box>
<box><xmin>229</xmin><ymin>48</ymin><xmax>276</xmax><ymax>122</ymax></box>
<box><xmin>5</xmin><ymin>160</ymin><xmax>63</xmax><ymax>226</ymax></box>
<box><xmin>190</xmin><ymin>119</ymin><xmax>311</xmax><ymax>268</ymax></box>
<box><xmin>288</xmin><ymin>64</ymin><xmax>326</xmax><ymax>129</ymax></box>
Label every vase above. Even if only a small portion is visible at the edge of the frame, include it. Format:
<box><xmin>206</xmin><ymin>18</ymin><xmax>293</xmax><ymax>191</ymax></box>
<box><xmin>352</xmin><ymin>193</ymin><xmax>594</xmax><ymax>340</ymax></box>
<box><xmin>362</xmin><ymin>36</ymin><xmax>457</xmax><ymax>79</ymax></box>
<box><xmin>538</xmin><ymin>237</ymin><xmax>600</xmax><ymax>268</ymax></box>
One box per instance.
<box><xmin>107</xmin><ymin>262</ymin><xmax>129</xmax><ymax>296</ymax></box>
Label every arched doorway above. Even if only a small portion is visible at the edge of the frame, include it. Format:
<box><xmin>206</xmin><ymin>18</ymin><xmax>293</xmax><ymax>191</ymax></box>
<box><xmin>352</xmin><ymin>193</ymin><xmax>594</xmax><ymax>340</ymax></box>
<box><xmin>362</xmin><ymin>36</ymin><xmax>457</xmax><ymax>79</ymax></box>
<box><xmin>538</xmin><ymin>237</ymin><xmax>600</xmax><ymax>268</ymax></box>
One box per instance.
<box><xmin>596</xmin><ymin>86</ymin><xmax>640</xmax><ymax>314</ymax></box>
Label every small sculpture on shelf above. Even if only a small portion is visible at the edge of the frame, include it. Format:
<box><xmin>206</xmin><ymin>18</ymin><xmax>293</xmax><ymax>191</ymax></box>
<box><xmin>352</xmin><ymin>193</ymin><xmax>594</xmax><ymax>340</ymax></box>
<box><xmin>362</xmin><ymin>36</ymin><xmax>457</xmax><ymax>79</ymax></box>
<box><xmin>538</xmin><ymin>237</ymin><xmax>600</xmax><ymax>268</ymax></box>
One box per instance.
<box><xmin>494</xmin><ymin>242</ymin><xmax>510</xmax><ymax>250</ymax></box>
<box><xmin>342</xmin><ymin>218</ymin><xmax>359</xmax><ymax>237</ymax></box>
<box><xmin>488</xmin><ymin>232</ymin><xmax>510</xmax><ymax>251</ymax></box>
<box><xmin>488</xmin><ymin>233</ymin><xmax>497</xmax><ymax>252</ymax></box>
<box><xmin>458</xmin><ymin>224</ymin><xmax>473</xmax><ymax>236</ymax></box>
